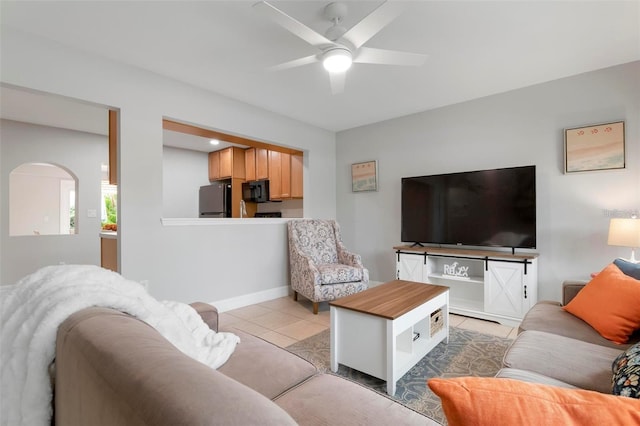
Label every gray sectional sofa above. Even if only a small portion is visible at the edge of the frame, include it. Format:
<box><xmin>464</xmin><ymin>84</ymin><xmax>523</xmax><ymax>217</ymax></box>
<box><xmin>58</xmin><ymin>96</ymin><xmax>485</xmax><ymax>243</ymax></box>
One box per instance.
<box><xmin>496</xmin><ymin>280</ymin><xmax>639</xmax><ymax>393</ymax></box>
<box><xmin>54</xmin><ymin>302</ymin><xmax>439</xmax><ymax>425</ymax></box>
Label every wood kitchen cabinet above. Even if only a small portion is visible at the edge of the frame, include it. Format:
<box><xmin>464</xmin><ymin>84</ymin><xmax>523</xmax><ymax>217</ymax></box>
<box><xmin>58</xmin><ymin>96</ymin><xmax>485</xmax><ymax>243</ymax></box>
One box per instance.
<box><xmin>100</xmin><ymin>235</ymin><xmax>117</xmax><ymax>272</ymax></box>
<box><xmin>208</xmin><ymin>147</ymin><xmax>246</xmax><ymax>218</ymax></box>
<box><xmin>268</xmin><ymin>150</ymin><xmax>291</xmax><ymax>200</ymax></box>
<box><xmin>208</xmin><ymin>151</ymin><xmax>221</xmax><ymax>180</ymax></box>
<box><xmin>280</xmin><ymin>152</ymin><xmax>291</xmax><ymax>199</ymax></box>
<box><xmin>245</xmin><ymin>147</ymin><xmax>269</xmax><ymax>182</ymax></box>
<box><xmin>269</xmin><ymin>150</ymin><xmax>302</xmax><ymax>200</ymax></box>
<box><xmin>291</xmin><ymin>154</ymin><xmax>303</xmax><ymax>198</ymax></box>
<box><xmin>268</xmin><ymin>150</ymin><xmax>282</xmax><ymax>199</ymax></box>
<box><xmin>256</xmin><ymin>148</ymin><xmax>269</xmax><ymax>180</ymax></box>
<box><xmin>245</xmin><ymin>148</ymin><xmax>256</xmax><ymax>181</ymax></box>
<box><xmin>209</xmin><ymin>147</ymin><xmax>246</xmax><ymax>181</ymax></box>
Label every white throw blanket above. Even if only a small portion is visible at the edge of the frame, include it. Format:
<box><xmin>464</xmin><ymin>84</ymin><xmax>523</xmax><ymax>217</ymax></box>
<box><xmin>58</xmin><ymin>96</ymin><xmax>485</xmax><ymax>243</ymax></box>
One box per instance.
<box><xmin>0</xmin><ymin>265</ymin><xmax>240</xmax><ymax>426</ymax></box>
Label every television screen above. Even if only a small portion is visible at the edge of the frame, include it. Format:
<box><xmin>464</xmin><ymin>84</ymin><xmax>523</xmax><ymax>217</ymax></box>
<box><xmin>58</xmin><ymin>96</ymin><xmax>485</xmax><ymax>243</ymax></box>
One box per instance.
<box><xmin>401</xmin><ymin>166</ymin><xmax>536</xmax><ymax>249</ymax></box>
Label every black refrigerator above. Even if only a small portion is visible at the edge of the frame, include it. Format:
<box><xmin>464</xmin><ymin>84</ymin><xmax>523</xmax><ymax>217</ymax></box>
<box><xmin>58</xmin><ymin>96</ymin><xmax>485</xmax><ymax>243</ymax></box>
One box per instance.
<box><xmin>199</xmin><ymin>181</ymin><xmax>231</xmax><ymax>218</ymax></box>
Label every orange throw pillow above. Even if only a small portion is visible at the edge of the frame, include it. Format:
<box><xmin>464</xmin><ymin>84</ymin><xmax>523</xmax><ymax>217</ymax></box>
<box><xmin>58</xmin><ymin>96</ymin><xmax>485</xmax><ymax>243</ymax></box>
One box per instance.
<box><xmin>428</xmin><ymin>377</ymin><xmax>640</xmax><ymax>426</ymax></box>
<box><xmin>563</xmin><ymin>263</ymin><xmax>640</xmax><ymax>344</ymax></box>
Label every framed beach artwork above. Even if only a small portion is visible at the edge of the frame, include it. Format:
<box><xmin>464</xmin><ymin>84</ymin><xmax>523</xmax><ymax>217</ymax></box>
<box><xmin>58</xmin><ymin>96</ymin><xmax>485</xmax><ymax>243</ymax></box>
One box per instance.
<box><xmin>351</xmin><ymin>160</ymin><xmax>378</xmax><ymax>192</ymax></box>
<box><xmin>564</xmin><ymin>121</ymin><xmax>625</xmax><ymax>173</ymax></box>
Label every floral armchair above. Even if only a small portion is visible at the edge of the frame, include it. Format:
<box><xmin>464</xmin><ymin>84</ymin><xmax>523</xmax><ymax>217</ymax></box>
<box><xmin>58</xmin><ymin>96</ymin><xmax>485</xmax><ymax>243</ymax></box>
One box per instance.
<box><xmin>287</xmin><ymin>219</ymin><xmax>369</xmax><ymax>314</ymax></box>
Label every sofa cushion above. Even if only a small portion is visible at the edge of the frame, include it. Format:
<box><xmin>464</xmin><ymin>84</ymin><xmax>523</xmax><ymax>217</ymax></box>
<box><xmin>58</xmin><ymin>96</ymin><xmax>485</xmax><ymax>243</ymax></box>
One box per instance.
<box><xmin>495</xmin><ymin>368</ymin><xmax>579</xmax><ymax>389</ymax></box>
<box><xmin>428</xmin><ymin>377</ymin><xmax>640</xmax><ymax>426</ymax></box>
<box><xmin>612</xmin><ymin>342</ymin><xmax>640</xmax><ymax>398</ymax></box>
<box><xmin>217</xmin><ymin>328</ymin><xmax>317</xmax><ymax>399</ymax></box>
<box><xmin>502</xmin><ymin>330</ymin><xmax>621</xmax><ymax>393</ymax></box>
<box><xmin>563</xmin><ymin>263</ymin><xmax>640</xmax><ymax>344</ymax></box>
<box><xmin>614</xmin><ymin>258</ymin><xmax>640</xmax><ymax>280</ymax></box>
<box><xmin>274</xmin><ymin>374</ymin><xmax>439</xmax><ymax>426</ymax></box>
<box><xmin>519</xmin><ymin>300</ymin><xmax>637</xmax><ymax>350</ymax></box>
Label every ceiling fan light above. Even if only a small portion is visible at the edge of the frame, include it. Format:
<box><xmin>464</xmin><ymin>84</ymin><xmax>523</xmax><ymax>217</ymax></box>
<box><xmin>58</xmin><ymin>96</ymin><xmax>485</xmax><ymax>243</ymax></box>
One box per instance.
<box><xmin>322</xmin><ymin>48</ymin><xmax>352</xmax><ymax>73</ymax></box>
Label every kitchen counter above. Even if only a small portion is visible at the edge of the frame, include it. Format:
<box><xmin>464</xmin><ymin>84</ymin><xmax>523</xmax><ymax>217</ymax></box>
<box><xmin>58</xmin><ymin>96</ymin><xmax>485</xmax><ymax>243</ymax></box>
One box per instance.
<box><xmin>100</xmin><ymin>230</ymin><xmax>117</xmax><ymax>239</ymax></box>
<box><xmin>161</xmin><ymin>218</ymin><xmax>291</xmax><ymax>226</ymax></box>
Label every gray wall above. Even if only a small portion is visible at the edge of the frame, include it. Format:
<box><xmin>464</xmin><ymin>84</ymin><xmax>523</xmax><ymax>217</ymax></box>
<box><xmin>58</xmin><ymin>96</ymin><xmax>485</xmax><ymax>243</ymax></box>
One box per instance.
<box><xmin>1</xmin><ymin>119</ymin><xmax>107</xmax><ymax>283</ymax></box>
<box><xmin>1</xmin><ymin>28</ymin><xmax>336</xmax><ymax>308</ymax></box>
<box><xmin>162</xmin><ymin>146</ymin><xmax>210</xmax><ymax>218</ymax></box>
<box><xmin>336</xmin><ymin>61</ymin><xmax>640</xmax><ymax>302</ymax></box>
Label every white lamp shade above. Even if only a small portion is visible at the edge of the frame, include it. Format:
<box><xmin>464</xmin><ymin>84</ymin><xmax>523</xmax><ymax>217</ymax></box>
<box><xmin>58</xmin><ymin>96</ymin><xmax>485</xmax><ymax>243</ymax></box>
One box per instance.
<box><xmin>608</xmin><ymin>218</ymin><xmax>640</xmax><ymax>248</ymax></box>
<box><xmin>322</xmin><ymin>48</ymin><xmax>352</xmax><ymax>73</ymax></box>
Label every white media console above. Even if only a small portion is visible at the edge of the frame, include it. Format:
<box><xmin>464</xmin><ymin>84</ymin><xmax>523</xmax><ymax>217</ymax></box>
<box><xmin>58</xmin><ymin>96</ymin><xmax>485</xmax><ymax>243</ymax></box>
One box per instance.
<box><xmin>394</xmin><ymin>246</ymin><xmax>538</xmax><ymax>327</ymax></box>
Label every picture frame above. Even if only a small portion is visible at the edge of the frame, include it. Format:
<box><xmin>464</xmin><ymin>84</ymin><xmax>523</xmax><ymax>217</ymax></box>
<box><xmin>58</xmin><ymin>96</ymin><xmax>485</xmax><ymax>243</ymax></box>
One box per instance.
<box><xmin>351</xmin><ymin>160</ymin><xmax>378</xmax><ymax>192</ymax></box>
<box><xmin>564</xmin><ymin>121</ymin><xmax>625</xmax><ymax>173</ymax></box>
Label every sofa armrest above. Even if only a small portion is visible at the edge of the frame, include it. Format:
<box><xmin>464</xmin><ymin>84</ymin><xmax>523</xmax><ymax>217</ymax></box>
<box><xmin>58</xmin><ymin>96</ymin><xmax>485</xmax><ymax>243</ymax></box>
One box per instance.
<box><xmin>190</xmin><ymin>302</ymin><xmax>219</xmax><ymax>332</ymax></box>
<box><xmin>562</xmin><ymin>280</ymin><xmax>588</xmax><ymax>305</ymax></box>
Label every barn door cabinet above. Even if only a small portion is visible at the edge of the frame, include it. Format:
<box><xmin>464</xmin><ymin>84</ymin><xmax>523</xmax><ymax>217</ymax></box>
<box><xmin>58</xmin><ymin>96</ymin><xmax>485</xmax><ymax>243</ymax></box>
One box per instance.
<box><xmin>395</xmin><ymin>246</ymin><xmax>538</xmax><ymax>327</ymax></box>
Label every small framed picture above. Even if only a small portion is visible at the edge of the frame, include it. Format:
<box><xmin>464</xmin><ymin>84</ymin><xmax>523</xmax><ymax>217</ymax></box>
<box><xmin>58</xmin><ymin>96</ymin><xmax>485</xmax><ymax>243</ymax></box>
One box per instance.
<box><xmin>564</xmin><ymin>121</ymin><xmax>625</xmax><ymax>173</ymax></box>
<box><xmin>351</xmin><ymin>160</ymin><xmax>378</xmax><ymax>192</ymax></box>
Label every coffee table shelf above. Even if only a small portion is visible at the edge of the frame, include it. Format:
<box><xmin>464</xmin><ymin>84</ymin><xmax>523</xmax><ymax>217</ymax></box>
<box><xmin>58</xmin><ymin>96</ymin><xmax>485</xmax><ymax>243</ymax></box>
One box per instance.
<box><xmin>329</xmin><ymin>280</ymin><xmax>449</xmax><ymax>395</ymax></box>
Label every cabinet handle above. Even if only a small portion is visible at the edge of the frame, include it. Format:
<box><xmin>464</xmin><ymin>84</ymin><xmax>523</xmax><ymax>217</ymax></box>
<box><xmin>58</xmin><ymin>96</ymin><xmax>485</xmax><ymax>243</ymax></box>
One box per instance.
<box><xmin>524</xmin><ymin>285</ymin><xmax>528</xmax><ymax>299</ymax></box>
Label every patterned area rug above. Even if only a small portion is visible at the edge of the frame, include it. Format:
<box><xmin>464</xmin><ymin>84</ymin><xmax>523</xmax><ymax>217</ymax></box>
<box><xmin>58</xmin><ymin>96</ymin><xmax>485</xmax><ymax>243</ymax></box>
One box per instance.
<box><xmin>286</xmin><ymin>327</ymin><xmax>513</xmax><ymax>425</ymax></box>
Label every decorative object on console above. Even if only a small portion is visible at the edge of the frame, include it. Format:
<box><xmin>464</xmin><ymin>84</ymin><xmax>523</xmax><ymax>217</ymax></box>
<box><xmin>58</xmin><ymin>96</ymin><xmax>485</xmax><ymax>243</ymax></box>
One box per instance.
<box><xmin>563</xmin><ymin>263</ymin><xmax>640</xmax><ymax>344</ymax></box>
<box><xmin>612</xmin><ymin>342</ymin><xmax>640</xmax><ymax>399</ymax></box>
<box><xmin>351</xmin><ymin>160</ymin><xmax>378</xmax><ymax>192</ymax></box>
<box><xmin>442</xmin><ymin>261</ymin><xmax>470</xmax><ymax>279</ymax></box>
<box><xmin>564</xmin><ymin>120</ymin><xmax>625</xmax><ymax>173</ymax></box>
<box><xmin>608</xmin><ymin>217</ymin><xmax>640</xmax><ymax>263</ymax></box>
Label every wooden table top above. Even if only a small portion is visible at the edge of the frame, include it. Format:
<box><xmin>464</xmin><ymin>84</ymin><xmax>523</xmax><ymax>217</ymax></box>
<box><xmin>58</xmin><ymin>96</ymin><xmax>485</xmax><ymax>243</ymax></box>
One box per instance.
<box><xmin>329</xmin><ymin>280</ymin><xmax>449</xmax><ymax>320</ymax></box>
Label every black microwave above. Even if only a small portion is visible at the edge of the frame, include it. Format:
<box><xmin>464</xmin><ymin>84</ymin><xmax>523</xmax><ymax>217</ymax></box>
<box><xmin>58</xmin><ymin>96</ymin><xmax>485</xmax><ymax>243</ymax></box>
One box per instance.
<box><xmin>242</xmin><ymin>179</ymin><xmax>270</xmax><ymax>203</ymax></box>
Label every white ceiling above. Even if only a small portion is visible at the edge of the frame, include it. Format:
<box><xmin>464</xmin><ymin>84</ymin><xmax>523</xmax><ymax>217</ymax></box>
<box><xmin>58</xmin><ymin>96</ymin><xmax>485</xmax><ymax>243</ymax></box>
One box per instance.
<box><xmin>1</xmin><ymin>1</ymin><xmax>639</xmax><ymax>133</ymax></box>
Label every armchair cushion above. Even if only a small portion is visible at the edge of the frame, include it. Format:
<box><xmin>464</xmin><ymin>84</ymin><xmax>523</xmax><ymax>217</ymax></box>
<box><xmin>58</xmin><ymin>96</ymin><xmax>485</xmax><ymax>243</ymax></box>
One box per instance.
<box><xmin>317</xmin><ymin>263</ymin><xmax>364</xmax><ymax>285</ymax></box>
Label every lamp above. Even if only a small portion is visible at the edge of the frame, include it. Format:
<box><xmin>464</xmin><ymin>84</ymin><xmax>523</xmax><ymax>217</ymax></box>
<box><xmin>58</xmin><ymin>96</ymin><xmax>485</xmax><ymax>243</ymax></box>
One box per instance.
<box><xmin>322</xmin><ymin>47</ymin><xmax>352</xmax><ymax>73</ymax></box>
<box><xmin>608</xmin><ymin>217</ymin><xmax>640</xmax><ymax>263</ymax></box>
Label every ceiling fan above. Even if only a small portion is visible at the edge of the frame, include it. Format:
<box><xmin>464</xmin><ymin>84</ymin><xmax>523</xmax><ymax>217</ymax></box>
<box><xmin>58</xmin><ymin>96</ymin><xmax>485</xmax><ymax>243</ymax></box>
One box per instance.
<box><xmin>253</xmin><ymin>1</ymin><xmax>427</xmax><ymax>94</ymax></box>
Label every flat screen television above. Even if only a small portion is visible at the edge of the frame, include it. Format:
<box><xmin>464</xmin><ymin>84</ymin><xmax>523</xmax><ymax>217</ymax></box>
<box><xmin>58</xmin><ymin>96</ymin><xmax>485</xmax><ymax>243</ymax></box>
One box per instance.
<box><xmin>401</xmin><ymin>165</ymin><xmax>536</xmax><ymax>249</ymax></box>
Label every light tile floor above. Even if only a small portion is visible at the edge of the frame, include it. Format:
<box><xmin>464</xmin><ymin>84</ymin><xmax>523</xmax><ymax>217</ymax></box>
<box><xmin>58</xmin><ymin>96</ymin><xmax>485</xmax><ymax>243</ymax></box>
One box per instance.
<box><xmin>221</xmin><ymin>296</ymin><xmax>519</xmax><ymax>348</ymax></box>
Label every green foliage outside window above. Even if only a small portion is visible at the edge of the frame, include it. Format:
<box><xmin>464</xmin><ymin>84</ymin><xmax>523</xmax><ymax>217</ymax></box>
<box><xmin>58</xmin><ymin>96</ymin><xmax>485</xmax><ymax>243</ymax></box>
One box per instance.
<box><xmin>103</xmin><ymin>194</ymin><xmax>117</xmax><ymax>225</ymax></box>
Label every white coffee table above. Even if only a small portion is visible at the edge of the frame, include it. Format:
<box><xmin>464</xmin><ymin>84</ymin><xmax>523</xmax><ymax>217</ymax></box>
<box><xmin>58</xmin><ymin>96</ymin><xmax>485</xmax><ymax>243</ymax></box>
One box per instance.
<box><xmin>329</xmin><ymin>280</ymin><xmax>449</xmax><ymax>395</ymax></box>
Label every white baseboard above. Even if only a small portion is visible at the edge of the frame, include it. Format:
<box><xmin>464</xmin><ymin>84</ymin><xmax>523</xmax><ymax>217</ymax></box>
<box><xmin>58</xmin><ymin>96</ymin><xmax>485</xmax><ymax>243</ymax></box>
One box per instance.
<box><xmin>211</xmin><ymin>285</ymin><xmax>290</xmax><ymax>313</ymax></box>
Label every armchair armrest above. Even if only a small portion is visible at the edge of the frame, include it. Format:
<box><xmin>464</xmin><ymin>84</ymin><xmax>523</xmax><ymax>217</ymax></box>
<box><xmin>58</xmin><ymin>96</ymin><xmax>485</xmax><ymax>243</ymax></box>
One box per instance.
<box><xmin>562</xmin><ymin>280</ymin><xmax>588</xmax><ymax>306</ymax></box>
<box><xmin>336</xmin><ymin>241</ymin><xmax>363</xmax><ymax>268</ymax></box>
<box><xmin>190</xmin><ymin>302</ymin><xmax>219</xmax><ymax>332</ymax></box>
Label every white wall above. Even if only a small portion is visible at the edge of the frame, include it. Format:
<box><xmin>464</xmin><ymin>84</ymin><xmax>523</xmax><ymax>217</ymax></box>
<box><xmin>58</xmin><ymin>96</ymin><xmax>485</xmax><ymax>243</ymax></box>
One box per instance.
<box><xmin>10</xmin><ymin>167</ymin><xmax>66</xmax><ymax>235</ymax></box>
<box><xmin>162</xmin><ymin>146</ymin><xmax>210</xmax><ymax>218</ymax></box>
<box><xmin>336</xmin><ymin>61</ymin><xmax>640</xmax><ymax>302</ymax></box>
<box><xmin>1</xmin><ymin>119</ymin><xmax>107</xmax><ymax>282</ymax></box>
<box><xmin>1</xmin><ymin>29</ymin><xmax>336</xmax><ymax>305</ymax></box>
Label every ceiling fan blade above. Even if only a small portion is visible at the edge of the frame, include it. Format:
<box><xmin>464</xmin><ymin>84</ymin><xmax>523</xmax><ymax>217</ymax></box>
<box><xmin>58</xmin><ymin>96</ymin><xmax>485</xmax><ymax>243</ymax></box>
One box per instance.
<box><xmin>329</xmin><ymin>72</ymin><xmax>346</xmax><ymax>95</ymax></box>
<box><xmin>354</xmin><ymin>47</ymin><xmax>427</xmax><ymax>66</ymax></box>
<box><xmin>268</xmin><ymin>55</ymin><xmax>319</xmax><ymax>71</ymax></box>
<box><xmin>253</xmin><ymin>1</ymin><xmax>334</xmax><ymax>49</ymax></box>
<box><xmin>340</xmin><ymin>1</ymin><xmax>405</xmax><ymax>49</ymax></box>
